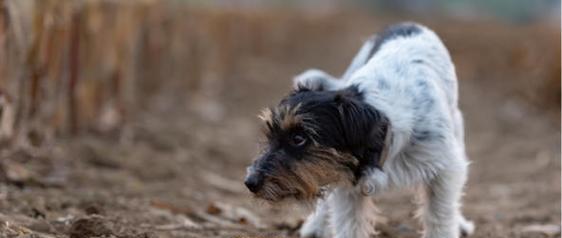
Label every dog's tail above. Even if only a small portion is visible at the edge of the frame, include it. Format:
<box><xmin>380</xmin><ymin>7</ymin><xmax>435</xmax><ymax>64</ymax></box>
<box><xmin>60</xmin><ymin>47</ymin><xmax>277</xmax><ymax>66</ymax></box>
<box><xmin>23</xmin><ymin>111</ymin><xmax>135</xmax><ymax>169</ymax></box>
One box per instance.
<box><xmin>341</xmin><ymin>35</ymin><xmax>376</xmax><ymax>80</ymax></box>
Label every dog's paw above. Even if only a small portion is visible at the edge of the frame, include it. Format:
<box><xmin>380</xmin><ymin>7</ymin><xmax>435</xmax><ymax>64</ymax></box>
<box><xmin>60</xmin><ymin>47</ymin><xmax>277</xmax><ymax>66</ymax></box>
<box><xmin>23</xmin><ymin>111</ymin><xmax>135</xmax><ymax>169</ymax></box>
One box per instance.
<box><xmin>460</xmin><ymin>218</ymin><xmax>475</xmax><ymax>237</ymax></box>
<box><xmin>293</xmin><ymin>69</ymin><xmax>329</xmax><ymax>91</ymax></box>
<box><xmin>360</xmin><ymin>182</ymin><xmax>375</xmax><ymax>196</ymax></box>
<box><xmin>299</xmin><ymin>225</ymin><xmax>326</xmax><ymax>238</ymax></box>
<box><xmin>299</xmin><ymin>216</ymin><xmax>329</xmax><ymax>238</ymax></box>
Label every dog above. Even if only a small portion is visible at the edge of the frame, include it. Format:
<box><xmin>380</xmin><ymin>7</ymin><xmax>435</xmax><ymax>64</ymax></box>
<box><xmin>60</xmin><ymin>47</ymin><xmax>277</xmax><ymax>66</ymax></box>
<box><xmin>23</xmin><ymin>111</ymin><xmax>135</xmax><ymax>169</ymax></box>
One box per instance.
<box><xmin>244</xmin><ymin>22</ymin><xmax>474</xmax><ymax>238</ymax></box>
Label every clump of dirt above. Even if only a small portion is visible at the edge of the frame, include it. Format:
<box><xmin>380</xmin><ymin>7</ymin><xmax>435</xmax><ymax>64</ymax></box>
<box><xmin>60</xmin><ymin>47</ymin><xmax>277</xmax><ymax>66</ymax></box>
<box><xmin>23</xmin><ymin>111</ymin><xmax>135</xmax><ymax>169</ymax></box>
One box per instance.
<box><xmin>68</xmin><ymin>216</ymin><xmax>112</xmax><ymax>238</ymax></box>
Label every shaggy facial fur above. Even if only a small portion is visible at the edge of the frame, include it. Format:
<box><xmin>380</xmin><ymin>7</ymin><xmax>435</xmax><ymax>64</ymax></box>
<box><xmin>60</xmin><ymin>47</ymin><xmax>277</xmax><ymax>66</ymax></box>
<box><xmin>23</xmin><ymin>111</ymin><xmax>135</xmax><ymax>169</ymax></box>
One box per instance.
<box><xmin>245</xmin><ymin>87</ymin><xmax>389</xmax><ymax>202</ymax></box>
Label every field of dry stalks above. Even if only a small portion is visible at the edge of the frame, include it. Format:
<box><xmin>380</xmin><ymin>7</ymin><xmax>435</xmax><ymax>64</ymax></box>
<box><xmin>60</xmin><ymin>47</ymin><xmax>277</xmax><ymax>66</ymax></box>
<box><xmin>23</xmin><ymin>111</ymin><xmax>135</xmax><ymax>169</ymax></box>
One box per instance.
<box><xmin>0</xmin><ymin>1</ymin><xmax>560</xmax><ymax>237</ymax></box>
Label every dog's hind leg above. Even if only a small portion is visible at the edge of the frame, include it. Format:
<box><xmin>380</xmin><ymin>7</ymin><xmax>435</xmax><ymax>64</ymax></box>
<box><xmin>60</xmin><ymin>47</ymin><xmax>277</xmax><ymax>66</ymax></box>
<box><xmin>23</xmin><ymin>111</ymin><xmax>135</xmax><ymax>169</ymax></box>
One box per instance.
<box><xmin>417</xmin><ymin>150</ymin><xmax>471</xmax><ymax>238</ymax></box>
<box><xmin>294</xmin><ymin>35</ymin><xmax>377</xmax><ymax>93</ymax></box>
<box><xmin>453</xmin><ymin>109</ymin><xmax>475</xmax><ymax>237</ymax></box>
<box><xmin>293</xmin><ymin>69</ymin><xmax>345</xmax><ymax>91</ymax></box>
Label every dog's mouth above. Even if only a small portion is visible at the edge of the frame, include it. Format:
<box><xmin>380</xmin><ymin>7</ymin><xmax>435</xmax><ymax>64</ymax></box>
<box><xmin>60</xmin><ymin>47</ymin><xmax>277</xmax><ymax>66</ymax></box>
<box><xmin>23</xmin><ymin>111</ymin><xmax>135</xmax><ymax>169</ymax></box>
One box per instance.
<box><xmin>253</xmin><ymin>184</ymin><xmax>328</xmax><ymax>203</ymax></box>
<box><xmin>253</xmin><ymin>185</ymin><xmax>300</xmax><ymax>202</ymax></box>
<box><xmin>254</xmin><ymin>191</ymin><xmax>299</xmax><ymax>202</ymax></box>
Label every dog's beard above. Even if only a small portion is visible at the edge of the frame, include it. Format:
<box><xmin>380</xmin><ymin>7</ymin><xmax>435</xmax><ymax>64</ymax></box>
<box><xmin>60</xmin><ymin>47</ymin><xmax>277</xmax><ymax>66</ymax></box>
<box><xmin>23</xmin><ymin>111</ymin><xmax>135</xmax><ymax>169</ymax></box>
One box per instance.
<box><xmin>254</xmin><ymin>146</ymin><xmax>358</xmax><ymax>203</ymax></box>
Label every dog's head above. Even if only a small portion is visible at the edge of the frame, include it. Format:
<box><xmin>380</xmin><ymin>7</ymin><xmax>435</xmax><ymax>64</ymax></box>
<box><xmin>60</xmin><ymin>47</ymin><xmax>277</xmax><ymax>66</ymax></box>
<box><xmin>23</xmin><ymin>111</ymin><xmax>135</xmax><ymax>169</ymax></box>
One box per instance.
<box><xmin>245</xmin><ymin>85</ymin><xmax>390</xmax><ymax>202</ymax></box>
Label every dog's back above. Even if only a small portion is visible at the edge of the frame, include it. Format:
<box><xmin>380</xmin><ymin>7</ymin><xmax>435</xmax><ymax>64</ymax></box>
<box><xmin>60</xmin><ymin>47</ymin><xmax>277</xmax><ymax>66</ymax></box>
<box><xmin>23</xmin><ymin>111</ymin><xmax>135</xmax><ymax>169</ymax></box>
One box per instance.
<box><xmin>346</xmin><ymin>22</ymin><xmax>460</xmax><ymax>161</ymax></box>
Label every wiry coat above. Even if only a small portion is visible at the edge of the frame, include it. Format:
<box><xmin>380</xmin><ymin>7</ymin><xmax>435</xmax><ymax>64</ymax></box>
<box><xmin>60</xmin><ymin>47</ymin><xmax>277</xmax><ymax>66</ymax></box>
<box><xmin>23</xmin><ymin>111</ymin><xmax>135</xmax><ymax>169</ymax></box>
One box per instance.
<box><xmin>294</xmin><ymin>22</ymin><xmax>474</xmax><ymax>238</ymax></box>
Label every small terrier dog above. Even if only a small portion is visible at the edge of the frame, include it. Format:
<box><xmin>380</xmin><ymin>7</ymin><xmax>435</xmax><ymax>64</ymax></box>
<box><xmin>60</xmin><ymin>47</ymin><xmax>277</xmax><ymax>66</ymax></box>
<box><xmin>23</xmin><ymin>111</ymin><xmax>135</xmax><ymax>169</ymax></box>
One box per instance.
<box><xmin>245</xmin><ymin>22</ymin><xmax>474</xmax><ymax>238</ymax></box>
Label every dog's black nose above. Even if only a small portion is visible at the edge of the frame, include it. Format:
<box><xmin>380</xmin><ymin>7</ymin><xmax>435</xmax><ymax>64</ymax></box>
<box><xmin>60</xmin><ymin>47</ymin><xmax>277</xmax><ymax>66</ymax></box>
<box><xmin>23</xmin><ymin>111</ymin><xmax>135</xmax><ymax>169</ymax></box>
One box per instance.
<box><xmin>244</xmin><ymin>174</ymin><xmax>263</xmax><ymax>193</ymax></box>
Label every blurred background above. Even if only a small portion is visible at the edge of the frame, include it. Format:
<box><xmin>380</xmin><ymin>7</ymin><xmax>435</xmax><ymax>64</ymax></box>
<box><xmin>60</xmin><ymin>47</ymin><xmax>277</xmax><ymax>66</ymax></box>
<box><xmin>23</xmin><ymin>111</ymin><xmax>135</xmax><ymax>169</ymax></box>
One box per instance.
<box><xmin>0</xmin><ymin>0</ymin><xmax>560</xmax><ymax>237</ymax></box>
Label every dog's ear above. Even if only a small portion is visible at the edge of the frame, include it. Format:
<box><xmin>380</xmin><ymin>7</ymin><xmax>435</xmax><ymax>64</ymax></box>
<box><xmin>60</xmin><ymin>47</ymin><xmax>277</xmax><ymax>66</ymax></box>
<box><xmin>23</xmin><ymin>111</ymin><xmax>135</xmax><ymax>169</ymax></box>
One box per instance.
<box><xmin>373</xmin><ymin>122</ymin><xmax>392</xmax><ymax>168</ymax></box>
<box><xmin>361</xmin><ymin>110</ymin><xmax>391</xmax><ymax>170</ymax></box>
<box><xmin>333</xmin><ymin>86</ymin><xmax>391</xmax><ymax>172</ymax></box>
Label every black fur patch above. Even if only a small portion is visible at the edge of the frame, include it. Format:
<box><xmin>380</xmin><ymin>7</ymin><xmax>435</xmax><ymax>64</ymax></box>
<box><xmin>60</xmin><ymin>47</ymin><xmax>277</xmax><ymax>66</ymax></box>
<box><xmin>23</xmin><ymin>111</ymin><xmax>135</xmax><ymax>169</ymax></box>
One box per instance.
<box><xmin>366</xmin><ymin>22</ymin><xmax>422</xmax><ymax>61</ymax></box>
<box><xmin>280</xmin><ymin>86</ymin><xmax>389</xmax><ymax>180</ymax></box>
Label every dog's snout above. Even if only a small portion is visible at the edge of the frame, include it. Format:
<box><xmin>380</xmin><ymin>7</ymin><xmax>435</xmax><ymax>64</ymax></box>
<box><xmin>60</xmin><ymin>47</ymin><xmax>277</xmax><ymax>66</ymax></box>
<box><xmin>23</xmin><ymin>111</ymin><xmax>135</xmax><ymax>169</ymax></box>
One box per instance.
<box><xmin>244</xmin><ymin>174</ymin><xmax>264</xmax><ymax>193</ymax></box>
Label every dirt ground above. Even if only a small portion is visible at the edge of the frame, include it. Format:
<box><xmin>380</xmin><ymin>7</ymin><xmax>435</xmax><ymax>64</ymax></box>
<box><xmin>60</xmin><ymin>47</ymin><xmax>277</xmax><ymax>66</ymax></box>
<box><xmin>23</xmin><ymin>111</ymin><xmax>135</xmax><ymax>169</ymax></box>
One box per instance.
<box><xmin>0</xmin><ymin>17</ymin><xmax>560</xmax><ymax>238</ymax></box>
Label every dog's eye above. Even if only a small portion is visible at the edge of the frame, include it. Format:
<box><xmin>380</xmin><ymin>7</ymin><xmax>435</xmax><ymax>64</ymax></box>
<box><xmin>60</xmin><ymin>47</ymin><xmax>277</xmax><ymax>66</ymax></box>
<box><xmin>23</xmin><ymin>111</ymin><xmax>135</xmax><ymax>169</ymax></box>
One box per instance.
<box><xmin>290</xmin><ymin>134</ymin><xmax>307</xmax><ymax>147</ymax></box>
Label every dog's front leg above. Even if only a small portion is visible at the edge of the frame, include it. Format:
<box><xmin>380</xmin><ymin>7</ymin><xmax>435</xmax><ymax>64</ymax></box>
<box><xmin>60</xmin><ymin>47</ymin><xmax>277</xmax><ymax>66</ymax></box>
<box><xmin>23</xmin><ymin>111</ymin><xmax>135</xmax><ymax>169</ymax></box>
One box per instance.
<box><xmin>293</xmin><ymin>69</ymin><xmax>346</xmax><ymax>91</ymax></box>
<box><xmin>329</xmin><ymin>187</ymin><xmax>376</xmax><ymax>238</ymax></box>
<box><xmin>300</xmin><ymin>196</ymin><xmax>331</xmax><ymax>238</ymax></box>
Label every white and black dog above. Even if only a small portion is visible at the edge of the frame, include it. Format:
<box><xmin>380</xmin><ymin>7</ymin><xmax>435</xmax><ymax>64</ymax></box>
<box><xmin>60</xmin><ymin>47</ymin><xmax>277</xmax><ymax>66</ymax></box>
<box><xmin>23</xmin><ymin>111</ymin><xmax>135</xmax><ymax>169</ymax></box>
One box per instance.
<box><xmin>245</xmin><ymin>22</ymin><xmax>474</xmax><ymax>238</ymax></box>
